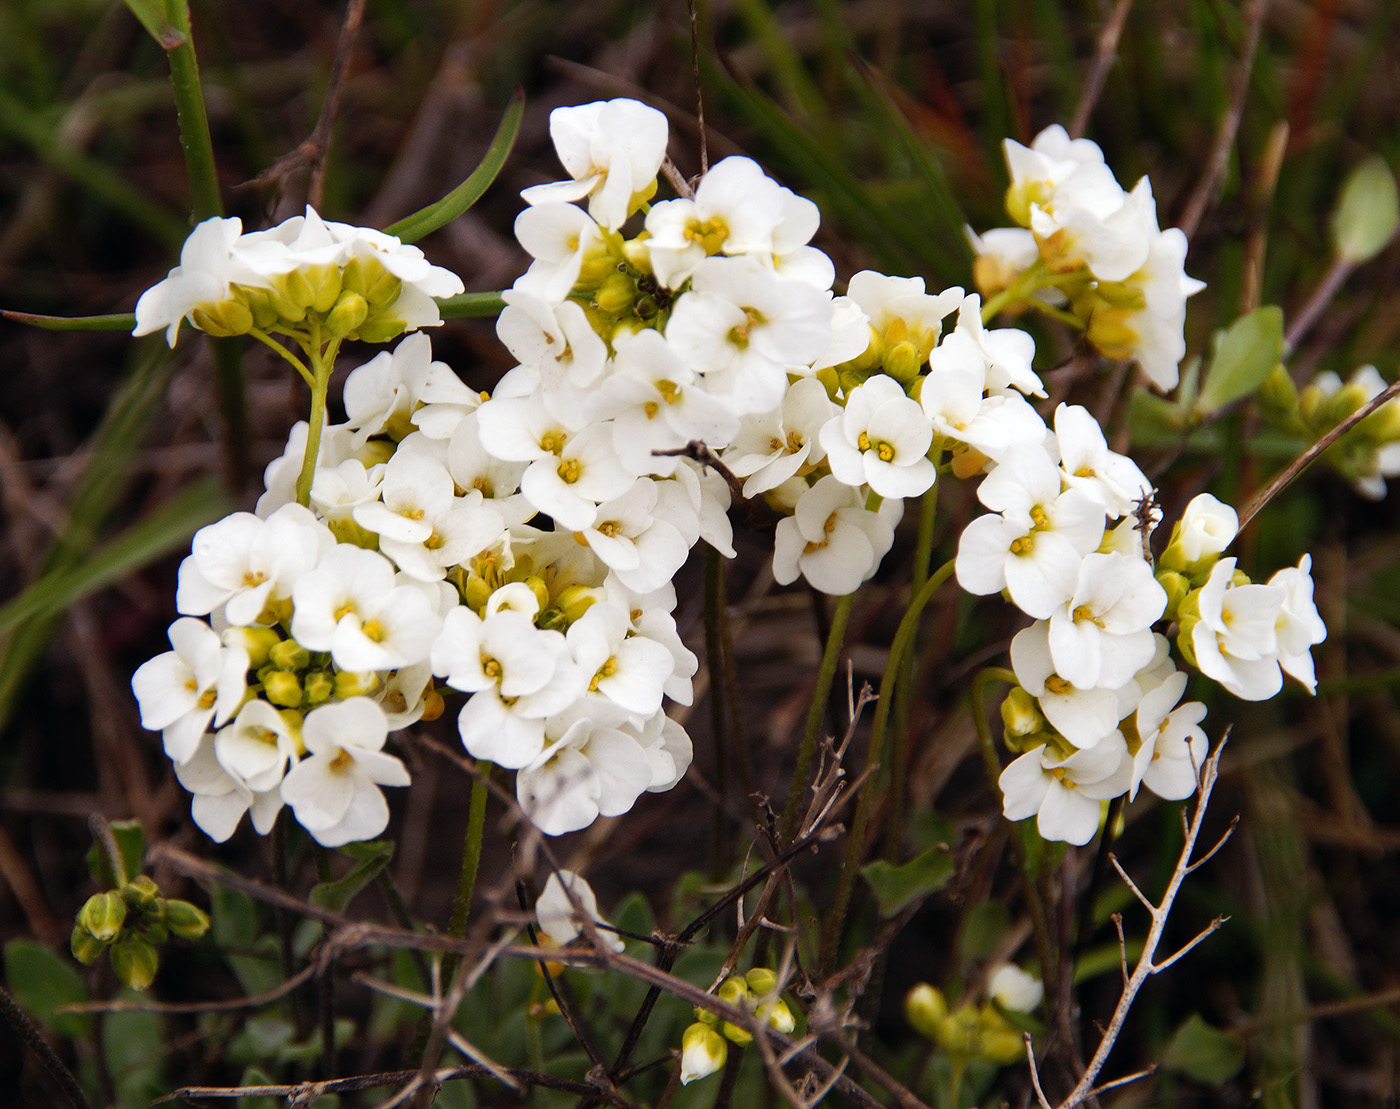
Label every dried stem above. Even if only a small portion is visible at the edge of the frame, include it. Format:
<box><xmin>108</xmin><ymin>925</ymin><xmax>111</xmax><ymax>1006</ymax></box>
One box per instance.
<box><xmin>1069</xmin><ymin>0</ymin><xmax>1135</xmax><ymax>140</ymax></box>
<box><xmin>1027</xmin><ymin>736</ymin><xmax>1233</xmax><ymax>1108</ymax></box>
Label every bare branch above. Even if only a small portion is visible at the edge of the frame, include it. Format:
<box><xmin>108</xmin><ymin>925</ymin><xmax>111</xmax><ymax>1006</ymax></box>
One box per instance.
<box><xmin>1112</xmin><ymin>913</ymin><xmax>1128</xmax><ymax>989</ymax></box>
<box><xmin>1088</xmin><ymin>1064</ymin><xmax>1158</xmax><ymax>1096</ymax></box>
<box><xmin>1108</xmin><ymin>853</ymin><xmax>1154</xmax><ymax>912</ymax></box>
<box><xmin>1025</xmin><ymin>1034</ymin><xmax>1054</xmax><ymax>1109</ymax></box>
<box><xmin>1185</xmin><ymin>814</ymin><xmax>1240</xmax><ymax>874</ymax></box>
<box><xmin>1152</xmin><ymin>915</ymin><xmax>1231</xmax><ymax>973</ymax></box>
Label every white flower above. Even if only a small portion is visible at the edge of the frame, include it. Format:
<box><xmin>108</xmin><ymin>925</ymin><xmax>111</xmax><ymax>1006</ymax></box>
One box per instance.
<box><xmin>921</xmin><ymin>332</ymin><xmax>1048</xmax><ymax>460</ymax></box>
<box><xmin>999</xmin><ymin>733</ymin><xmax>1132</xmax><ymax>845</ymax></box>
<box><xmin>343</xmin><ymin>332</ymin><xmax>472</xmax><ymax>447</ymax></box>
<box><xmin>1268</xmin><ymin>554</ymin><xmax>1327</xmax><ymax>693</ymax></box>
<box><xmin>516</xmin><ymin>713</ymin><xmax>654</xmax><ymax>835</ymax></box>
<box><xmin>773</xmin><ymin>475</ymin><xmax>899</xmax><ymax>595</ymax></box>
<box><xmin>1046</xmin><ymin>551</ymin><xmax>1166</xmax><ymax>690</ymax></box>
<box><xmin>680</xmin><ymin>1023</ymin><xmax>728</xmax><ymax>1085</ymax></box>
<box><xmin>987</xmin><ymin>964</ymin><xmax>1043</xmax><ymax>1012</ymax></box>
<box><xmin>1130</xmin><ymin>670</ymin><xmax>1207</xmax><ymax>800</ymax></box>
<box><xmin>536</xmin><ymin>870</ymin><xmax>624</xmax><ymax>953</ymax></box>
<box><xmin>576</xmin><ymin>479</ymin><xmax>689</xmax><ymax>594</ymax></box>
<box><xmin>1010</xmin><ymin>622</ymin><xmax>1125</xmax><ymax>749</ymax></box>
<box><xmin>956</xmin><ymin>444</ymin><xmax>1105</xmax><ymax>619</ymax></box>
<box><xmin>1098</xmin><ymin>228</ymin><xmax>1205</xmax><ymax>391</ymax></box>
<box><xmin>820</xmin><ymin>374</ymin><xmax>936</xmax><ymax>499</ymax></box>
<box><xmin>566</xmin><ymin>601</ymin><xmax>675</xmax><ymax>724</ymax></box>
<box><xmin>213</xmin><ymin>699</ymin><xmax>300</xmax><ymax>794</ymax></box>
<box><xmin>513</xmin><ymin>203</ymin><xmax>606</xmax><ymax>302</ymax></box>
<box><xmin>521</xmin><ymin>99</ymin><xmax>669</xmax><ymax>231</ymax></box>
<box><xmin>279</xmin><ymin>699</ymin><xmax>409</xmax><ymax>847</ymax></box>
<box><xmin>177</xmin><ymin>504</ymin><xmax>333</xmax><ymax>626</ymax></box>
<box><xmin>722</xmin><ymin>377</ymin><xmax>835</xmax><ymax>497</ymax></box>
<box><xmin>1189</xmin><ymin>558</ymin><xmax>1286</xmax><ymax>700</ymax></box>
<box><xmin>132</xmin><ymin>618</ymin><xmax>248</xmax><ymax>764</ymax></box>
<box><xmin>497</xmin><ymin>290</ymin><xmax>608</xmax><ymax>393</ymax></box>
<box><xmin>133</xmin><ymin>216</ymin><xmax>249</xmax><ymax>346</ymax></box>
<box><xmin>430</xmin><ymin>606</ymin><xmax>580</xmax><ymax>768</ymax></box>
<box><xmin>174</xmin><ymin>733</ymin><xmax>282</xmax><ymax>842</ymax></box>
<box><xmin>1167</xmin><ymin>493</ymin><xmax>1238</xmax><ymax>568</ymax></box>
<box><xmin>1053</xmin><ymin>404</ymin><xmax>1151</xmax><ymax>518</ymax></box>
<box><xmin>290</xmin><ymin>545</ymin><xmax>443</xmax><ymax>671</ymax></box>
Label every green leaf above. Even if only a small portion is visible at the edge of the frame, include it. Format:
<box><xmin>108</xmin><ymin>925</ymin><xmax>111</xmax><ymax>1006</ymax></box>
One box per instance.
<box><xmin>120</xmin><ymin>0</ymin><xmax>181</xmax><ymax>47</ymax></box>
<box><xmin>101</xmin><ymin>991</ymin><xmax>165</xmax><ymax>1109</ymax></box>
<box><xmin>436</xmin><ymin>291</ymin><xmax>507</xmax><ymax>320</ymax></box>
<box><xmin>1129</xmin><ymin>389</ymin><xmax>1192</xmax><ymax>448</ymax></box>
<box><xmin>860</xmin><ymin>845</ymin><xmax>954</xmax><ymax>917</ymax></box>
<box><xmin>309</xmin><ymin>840</ymin><xmax>395</xmax><ymax>914</ymax></box>
<box><xmin>86</xmin><ymin>820</ymin><xmax>146</xmax><ymax>888</ymax></box>
<box><xmin>1</xmin><ymin>309</ymin><xmax>138</xmax><ymax>332</ymax></box>
<box><xmin>1194</xmin><ymin>306</ymin><xmax>1284</xmax><ymax>416</ymax></box>
<box><xmin>1331</xmin><ymin>155</ymin><xmax>1399</xmax><ymax>264</ymax></box>
<box><xmin>0</xmin><ymin>478</ymin><xmax>231</xmax><ymax>636</ymax></box>
<box><xmin>1162</xmin><ymin>1013</ymin><xmax>1246</xmax><ymax>1085</ymax></box>
<box><xmin>210</xmin><ymin>886</ymin><xmax>280</xmax><ymax>996</ymax></box>
<box><xmin>3</xmin><ymin>939</ymin><xmax>92</xmax><ymax>1039</ymax></box>
<box><xmin>385</xmin><ymin>90</ymin><xmax>524</xmax><ymax>243</ymax></box>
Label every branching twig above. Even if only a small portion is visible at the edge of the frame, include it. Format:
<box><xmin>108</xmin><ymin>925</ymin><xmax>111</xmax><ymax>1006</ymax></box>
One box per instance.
<box><xmin>1028</xmin><ymin>736</ymin><xmax>1234</xmax><ymax>1108</ymax></box>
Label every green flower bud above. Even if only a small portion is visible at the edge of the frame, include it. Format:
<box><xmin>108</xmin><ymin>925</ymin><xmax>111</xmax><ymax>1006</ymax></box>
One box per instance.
<box><xmin>79</xmin><ymin>891</ymin><xmax>127</xmax><ymax>943</ymax></box>
<box><xmin>303</xmin><ymin>669</ymin><xmax>335</xmax><ymax>704</ymax></box>
<box><xmin>463</xmin><ymin>574</ymin><xmax>493</xmax><ymax>613</ymax></box>
<box><xmin>905</xmin><ymin>983</ymin><xmax>947</xmax><ymax>1040</ymax></box>
<box><xmin>191</xmin><ymin>298</ymin><xmax>254</xmax><ymax>338</ymax></box>
<box><xmin>334</xmin><ymin>670</ymin><xmax>379</xmax><ymax>698</ymax></box>
<box><xmin>1326</xmin><ymin>382</ymin><xmax>1374</xmax><ymax>426</ymax></box>
<box><xmin>325</xmin><ymin>291</ymin><xmax>370</xmax><ymax>339</ymax></box>
<box><xmin>164</xmin><ymin>899</ymin><xmax>211</xmax><ymax>941</ymax></box>
<box><xmin>593</xmin><ymin>272</ymin><xmax>636</xmax><ymax>316</ymax></box>
<box><xmin>109</xmin><ymin>934</ymin><xmax>159</xmax><ymax>992</ymax></box>
<box><xmin>577</xmin><ymin>250</ymin><xmax>622</xmax><ymax>292</ymax></box>
<box><xmin>121</xmin><ymin>875</ymin><xmax>160</xmax><ymax>908</ymax></box>
<box><xmin>1156</xmin><ymin>570</ymin><xmax>1191</xmax><ymax>622</ymax></box>
<box><xmin>757</xmin><ymin>997</ymin><xmax>795</xmax><ymax>1034</ymax></box>
<box><xmin>716</xmin><ymin>976</ymin><xmax>749</xmax><ymax>1008</ymax></box>
<box><xmin>263</xmin><ymin>670</ymin><xmax>303</xmax><ymax>708</ymax></box>
<box><xmin>1258</xmin><ymin>363</ymin><xmax>1300</xmax><ymax>418</ymax></box>
<box><xmin>522</xmin><ymin>575</ymin><xmax>552</xmax><ymax>614</ymax></box>
<box><xmin>976</xmin><ymin>1006</ymin><xmax>1025</xmax><ymax>1065</ymax></box>
<box><xmin>744</xmin><ymin>967</ymin><xmax>777</xmax><ymax>995</ymax></box>
<box><xmin>269</xmin><ymin>639</ymin><xmax>310</xmax><ymax>672</ymax></box>
<box><xmin>721</xmin><ymin>1020</ymin><xmax>753</xmax><ymax>1045</ymax></box>
<box><xmin>883</xmin><ymin>340</ymin><xmax>922</xmax><ymax>385</ymax></box>
<box><xmin>70</xmin><ymin>923</ymin><xmax>106</xmax><ymax>966</ymax></box>
<box><xmin>226</xmin><ymin>626</ymin><xmax>282</xmax><ymax>669</ymax></box>
<box><xmin>555</xmin><ymin>585</ymin><xmax>599</xmax><ymax>626</ymax></box>
<box><xmin>354</xmin><ymin>315</ymin><xmax>408</xmax><ymax>344</ymax></box>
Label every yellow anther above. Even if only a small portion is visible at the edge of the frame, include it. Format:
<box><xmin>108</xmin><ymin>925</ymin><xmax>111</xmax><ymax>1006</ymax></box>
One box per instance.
<box><xmin>557</xmin><ymin>458</ymin><xmax>582</xmax><ymax>483</ymax></box>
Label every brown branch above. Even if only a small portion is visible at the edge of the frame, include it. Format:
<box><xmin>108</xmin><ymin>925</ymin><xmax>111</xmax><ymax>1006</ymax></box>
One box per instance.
<box><xmin>1069</xmin><ymin>0</ymin><xmax>1135</xmax><ymax>140</ymax></box>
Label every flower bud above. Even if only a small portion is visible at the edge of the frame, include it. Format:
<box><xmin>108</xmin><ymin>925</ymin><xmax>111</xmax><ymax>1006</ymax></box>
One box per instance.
<box><xmin>905</xmin><ymin>983</ymin><xmax>947</xmax><ymax>1040</ymax></box>
<box><xmin>326</xmin><ymin>292</ymin><xmax>370</xmax><ymax>339</ymax></box>
<box><xmin>109</xmin><ymin>934</ymin><xmax>159</xmax><ymax>992</ymax></box>
<box><xmin>987</xmin><ymin>963</ymin><xmax>1044</xmax><ymax>1013</ymax></box>
<box><xmin>758</xmin><ymin>997</ymin><xmax>796</xmax><ymax>1034</ymax></box>
<box><xmin>1156</xmin><ymin>570</ymin><xmax>1191</xmax><ymax>622</ymax></box>
<box><xmin>269</xmin><ymin>639</ymin><xmax>310</xmax><ymax>672</ymax></box>
<box><xmin>121</xmin><ymin>875</ymin><xmax>160</xmax><ymax>908</ymax></box>
<box><xmin>79</xmin><ymin>891</ymin><xmax>127</xmax><ymax>943</ymax></box>
<box><xmin>680</xmin><ymin>1022</ymin><xmax>727</xmax><ymax>1084</ymax></box>
<box><xmin>555</xmin><ymin>585</ymin><xmax>599</xmax><ymax>626</ymax></box>
<box><xmin>191</xmin><ymin>298</ymin><xmax>255</xmax><ymax>338</ymax></box>
<box><xmin>1085</xmin><ymin>306</ymin><xmax>1138</xmax><ymax>362</ymax></box>
<box><xmin>164</xmin><ymin>899</ymin><xmax>211</xmax><ymax>941</ymax></box>
<box><xmin>593</xmin><ymin>272</ymin><xmax>637</xmax><ymax>317</ymax></box>
<box><xmin>744</xmin><ymin>967</ymin><xmax>777</xmax><ymax>995</ymax></box>
<box><xmin>303</xmin><ymin>669</ymin><xmax>335</xmax><ymax>704</ymax></box>
<box><xmin>1258</xmin><ymin>363</ymin><xmax>1300</xmax><ymax>418</ymax></box>
<box><xmin>71</xmin><ymin>923</ymin><xmax>106</xmax><ymax>965</ymax></box>
<box><xmin>1160</xmin><ymin>494</ymin><xmax>1237</xmax><ymax>574</ymax></box>
<box><xmin>883</xmin><ymin>341</ymin><xmax>922</xmax><ymax>385</ymax></box>
<box><xmin>354</xmin><ymin>315</ymin><xmax>408</xmax><ymax>344</ymax></box>
<box><xmin>263</xmin><ymin>670</ymin><xmax>303</xmax><ymax>708</ymax></box>
<box><xmin>335</xmin><ymin>670</ymin><xmax>379</xmax><ymax>698</ymax></box>
<box><xmin>1000</xmin><ymin>687</ymin><xmax>1045</xmax><ymax>742</ymax></box>
<box><xmin>420</xmin><ymin>687</ymin><xmax>446</xmax><ymax>722</ymax></box>
<box><xmin>225</xmin><ymin>626</ymin><xmax>281</xmax><ymax>669</ymax></box>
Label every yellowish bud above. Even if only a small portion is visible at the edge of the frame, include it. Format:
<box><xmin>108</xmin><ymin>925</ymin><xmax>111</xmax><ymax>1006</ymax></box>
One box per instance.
<box><xmin>325</xmin><ymin>292</ymin><xmax>370</xmax><ymax>339</ymax></box>
<box><xmin>109</xmin><ymin>934</ymin><xmax>159</xmax><ymax>992</ymax></box>
<box><xmin>680</xmin><ymin>1022</ymin><xmax>727</xmax><ymax>1084</ymax></box>
<box><xmin>263</xmin><ymin>670</ymin><xmax>303</xmax><ymax>708</ymax></box>
<box><xmin>303</xmin><ymin>670</ymin><xmax>335</xmax><ymax>704</ymax></box>
<box><xmin>335</xmin><ymin>670</ymin><xmax>379</xmax><ymax>698</ymax></box>
<box><xmin>905</xmin><ymin>983</ymin><xmax>947</xmax><ymax>1040</ymax></box>
<box><xmin>79</xmin><ymin>891</ymin><xmax>127</xmax><ymax>943</ymax></box>
<box><xmin>164</xmin><ymin>899</ymin><xmax>211</xmax><ymax>941</ymax></box>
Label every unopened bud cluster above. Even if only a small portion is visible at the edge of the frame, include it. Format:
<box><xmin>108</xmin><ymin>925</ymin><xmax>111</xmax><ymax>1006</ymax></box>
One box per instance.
<box><xmin>680</xmin><ymin>968</ymin><xmax>796</xmax><ymax>1084</ymax></box>
<box><xmin>905</xmin><ymin>964</ymin><xmax>1043</xmax><ymax>1067</ymax></box>
<box><xmin>72</xmin><ymin>875</ymin><xmax>209</xmax><ymax>991</ymax></box>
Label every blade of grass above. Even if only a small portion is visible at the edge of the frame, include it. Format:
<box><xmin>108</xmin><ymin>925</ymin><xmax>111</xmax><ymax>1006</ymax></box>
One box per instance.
<box><xmin>0</xmin><ymin>479</ymin><xmax>230</xmax><ymax>636</ymax></box>
<box><xmin>1</xmin><ymin>311</ymin><xmax>137</xmax><ymax>332</ymax></box>
<box><xmin>384</xmin><ymin>89</ymin><xmax>525</xmax><ymax>243</ymax></box>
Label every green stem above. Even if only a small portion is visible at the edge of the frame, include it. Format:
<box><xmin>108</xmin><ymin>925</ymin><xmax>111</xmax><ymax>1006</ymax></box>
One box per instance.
<box><xmin>163</xmin><ymin>0</ymin><xmax>222</xmax><ymax>221</ymax></box>
<box><xmin>980</xmin><ymin>259</ymin><xmax>1049</xmax><ymax>323</ymax></box>
<box><xmin>248</xmin><ymin>327</ymin><xmax>315</xmax><ymax>387</ymax></box>
<box><xmin>820</xmin><ymin>559</ymin><xmax>956</xmax><ymax>969</ymax></box>
<box><xmin>969</xmin><ymin>666</ymin><xmax>1059</xmax><ymax>999</ymax></box>
<box><xmin>779</xmin><ymin>591</ymin><xmax>854</xmax><ymax>846</ymax></box>
<box><xmin>294</xmin><ymin>328</ymin><xmax>339</xmax><ymax>508</ymax></box>
<box><xmin>885</xmin><ymin>486</ymin><xmax>940</xmax><ymax>859</ymax></box>
<box><xmin>443</xmin><ymin>762</ymin><xmax>492</xmax><ymax>981</ymax></box>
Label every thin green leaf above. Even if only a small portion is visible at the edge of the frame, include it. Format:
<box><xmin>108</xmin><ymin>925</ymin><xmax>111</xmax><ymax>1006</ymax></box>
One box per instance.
<box><xmin>860</xmin><ymin>845</ymin><xmax>954</xmax><ymax>918</ymax></box>
<box><xmin>385</xmin><ymin>90</ymin><xmax>525</xmax><ymax>243</ymax></box>
<box><xmin>1194</xmin><ymin>305</ymin><xmax>1284</xmax><ymax>415</ymax></box>
<box><xmin>2</xmin><ymin>309</ymin><xmax>138</xmax><ymax>332</ymax></box>
<box><xmin>103</xmin><ymin>993</ymin><xmax>165</xmax><ymax>1109</ymax></box>
<box><xmin>436</xmin><ymin>291</ymin><xmax>507</xmax><ymax>320</ymax></box>
<box><xmin>4</xmin><ymin>939</ymin><xmax>92</xmax><ymax>1039</ymax></box>
<box><xmin>1331</xmin><ymin>155</ymin><xmax>1399</xmax><ymax>264</ymax></box>
<box><xmin>0</xmin><ymin>478</ymin><xmax>230</xmax><ymax>636</ymax></box>
<box><xmin>86</xmin><ymin>820</ymin><xmax>146</xmax><ymax>889</ymax></box>
<box><xmin>1162</xmin><ymin>1013</ymin><xmax>1246</xmax><ymax>1085</ymax></box>
<box><xmin>309</xmin><ymin>841</ymin><xmax>395</xmax><ymax>914</ymax></box>
<box><xmin>120</xmin><ymin>0</ymin><xmax>179</xmax><ymax>47</ymax></box>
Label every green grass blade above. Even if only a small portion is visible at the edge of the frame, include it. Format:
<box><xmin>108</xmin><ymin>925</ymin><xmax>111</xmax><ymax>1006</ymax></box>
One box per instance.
<box><xmin>2</xmin><ymin>310</ymin><xmax>138</xmax><ymax>332</ymax></box>
<box><xmin>384</xmin><ymin>89</ymin><xmax>525</xmax><ymax>243</ymax></box>
<box><xmin>0</xmin><ymin>479</ymin><xmax>230</xmax><ymax>636</ymax></box>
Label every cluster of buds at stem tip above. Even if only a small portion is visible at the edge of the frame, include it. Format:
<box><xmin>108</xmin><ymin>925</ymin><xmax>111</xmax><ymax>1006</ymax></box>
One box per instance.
<box><xmin>905</xmin><ymin>965</ymin><xmax>1043</xmax><ymax>1067</ymax></box>
<box><xmin>72</xmin><ymin>875</ymin><xmax>210</xmax><ymax>991</ymax></box>
<box><xmin>680</xmin><ymin>968</ymin><xmax>796</xmax><ymax>1083</ymax></box>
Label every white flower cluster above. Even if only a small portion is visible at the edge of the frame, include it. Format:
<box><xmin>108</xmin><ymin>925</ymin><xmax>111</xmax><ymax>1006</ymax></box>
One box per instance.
<box><xmin>130</xmin><ymin>97</ymin><xmax>1326</xmax><ymax>855</ymax></box>
<box><xmin>969</xmin><ymin>125</ymin><xmax>1205</xmax><ymax>390</ymax></box>
<box><xmin>133</xmin><ymin>207</ymin><xmax>465</xmax><ymax>347</ymax></box>
<box><xmin>985</xmin><ymin>482</ymin><xmax>1325</xmax><ymax>845</ymax></box>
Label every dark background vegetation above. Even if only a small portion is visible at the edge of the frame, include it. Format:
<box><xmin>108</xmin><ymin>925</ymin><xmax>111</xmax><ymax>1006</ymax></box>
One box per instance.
<box><xmin>3</xmin><ymin>0</ymin><xmax>1400</xmax><ymax>1106</ymax></box>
